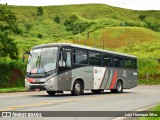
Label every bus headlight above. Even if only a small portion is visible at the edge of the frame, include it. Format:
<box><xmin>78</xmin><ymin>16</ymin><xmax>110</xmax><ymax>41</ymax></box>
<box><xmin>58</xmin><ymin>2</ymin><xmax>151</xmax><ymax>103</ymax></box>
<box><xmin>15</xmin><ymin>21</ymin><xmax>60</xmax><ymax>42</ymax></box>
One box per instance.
<box><xmin>46</xmin><ymin>77</ymin><xmax>54</xmax><ymax>83</ymax></box>
<box><xmin>50</xmin><ymin>78</ymin><xmax>54</xmax><ymax>81</ymax></box>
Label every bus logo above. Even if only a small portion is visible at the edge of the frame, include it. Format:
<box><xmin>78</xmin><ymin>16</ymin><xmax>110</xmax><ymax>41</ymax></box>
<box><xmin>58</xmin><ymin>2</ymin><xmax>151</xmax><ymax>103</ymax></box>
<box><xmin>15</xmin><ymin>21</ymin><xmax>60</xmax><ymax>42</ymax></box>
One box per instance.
<box><xmin>122</xmin><ymin>70</ymin><xmax>127</xmax><ymax>77</ymax></box>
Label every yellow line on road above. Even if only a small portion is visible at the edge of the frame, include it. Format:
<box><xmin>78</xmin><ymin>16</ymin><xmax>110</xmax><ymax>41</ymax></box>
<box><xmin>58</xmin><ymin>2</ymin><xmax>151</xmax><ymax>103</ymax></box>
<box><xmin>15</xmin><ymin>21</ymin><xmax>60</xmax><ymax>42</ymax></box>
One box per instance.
<box><xmin>0</xmin><ymin>91</ymin><xmax>159</xmax><ymax>111</ymax></box>
<box><xmin>0</xmin><ymin>99</ymin><xmax>79</xmax><ymax>111</ymax></box>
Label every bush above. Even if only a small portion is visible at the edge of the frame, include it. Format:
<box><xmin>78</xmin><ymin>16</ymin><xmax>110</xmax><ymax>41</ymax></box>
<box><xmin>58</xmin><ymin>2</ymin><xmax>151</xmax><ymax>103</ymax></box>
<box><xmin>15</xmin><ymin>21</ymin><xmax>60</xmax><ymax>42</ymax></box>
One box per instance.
<box><xmin>37</xmin><ymin>7</ymin><xmax>43</xmax><ymax>16</ymax></box>
<box><xmin>139</xmin><ymin>15</ymin><xmax>146</xmax><ymax>21</ymax></box>
<box><xmin>53</xmin><ymin>16</ymin><xmax>61</xmax><ymax>24</ymax></box>
<box><xmin>0</xmin><ymin>60</ymin><xmax>26</xmax><ymax>88</ymax></box>
<box><xmin>38</xmin><ymin>33</ymin><xmax>43</xmax><ymax>38</ymax></box>
<box><xmin>138</xmin><ymin>58</ymin><xmax>160</xmax><ymax>79</ymax></box>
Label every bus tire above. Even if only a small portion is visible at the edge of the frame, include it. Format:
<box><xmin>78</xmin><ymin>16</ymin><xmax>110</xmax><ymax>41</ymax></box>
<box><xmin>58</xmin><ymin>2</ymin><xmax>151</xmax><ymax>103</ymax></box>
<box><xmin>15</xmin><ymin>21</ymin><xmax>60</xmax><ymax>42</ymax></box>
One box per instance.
<box><xmin>110</xmin><ymin>80</ymin><xmax>123</xmax><ymax>93</ymax></box>
<box><xmin>116</xmin><ymin>80</ymin><xmax>123</xmax><ymax>93</ymax></box>
<box><xmin>47</xmin><ymin>91</ymin><xmax>56</xmax><ymax>96</ymax></box>
<box><xmin>71</xmin><ymin>80</ymin><xmax>82</xmax><ymax>96</ymax></box>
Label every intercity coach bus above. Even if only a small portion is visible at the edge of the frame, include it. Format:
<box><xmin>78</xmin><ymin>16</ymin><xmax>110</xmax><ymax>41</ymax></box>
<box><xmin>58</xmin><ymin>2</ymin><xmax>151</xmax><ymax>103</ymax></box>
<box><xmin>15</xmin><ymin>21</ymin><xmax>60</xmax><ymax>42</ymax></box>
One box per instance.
<box><xmin>24</xmin><ymin>43</ymin><xmax>138</xmax><ymax>96</ymax></box>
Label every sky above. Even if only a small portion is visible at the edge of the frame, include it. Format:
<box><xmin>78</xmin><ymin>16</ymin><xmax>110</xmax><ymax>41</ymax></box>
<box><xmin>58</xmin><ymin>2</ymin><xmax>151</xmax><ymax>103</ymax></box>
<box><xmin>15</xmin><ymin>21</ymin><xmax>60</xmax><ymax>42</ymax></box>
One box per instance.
<box><xmin>0</xmin><ymin>0</ymin><xmax>160</xmax><ymax>10</ymax></box>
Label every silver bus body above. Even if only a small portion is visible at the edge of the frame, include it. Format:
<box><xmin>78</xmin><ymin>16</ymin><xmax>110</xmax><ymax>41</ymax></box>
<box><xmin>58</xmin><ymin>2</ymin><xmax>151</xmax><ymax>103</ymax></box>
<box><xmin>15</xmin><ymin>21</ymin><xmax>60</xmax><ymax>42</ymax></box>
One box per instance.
<box><xmin>25</xmin><ymin>43</ymin><xmax>138</xmax><ymax>95</ymax></box>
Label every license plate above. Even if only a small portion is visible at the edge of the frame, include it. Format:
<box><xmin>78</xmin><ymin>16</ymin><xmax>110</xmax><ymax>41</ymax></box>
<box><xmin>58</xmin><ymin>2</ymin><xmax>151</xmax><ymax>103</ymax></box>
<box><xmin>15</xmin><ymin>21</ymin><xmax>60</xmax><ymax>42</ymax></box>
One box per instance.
<box><xmin>35</xmin><ymin>88</ymin><xmax>40</xmax><ymax>91</ymax></box>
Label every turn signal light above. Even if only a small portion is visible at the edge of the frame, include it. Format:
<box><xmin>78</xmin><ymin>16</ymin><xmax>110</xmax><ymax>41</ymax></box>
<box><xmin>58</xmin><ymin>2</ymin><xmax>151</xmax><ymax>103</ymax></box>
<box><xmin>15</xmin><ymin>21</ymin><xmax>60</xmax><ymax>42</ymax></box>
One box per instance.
<box><xmin>27</xmin><ymin>78</ymin><xmax>35</xmax><ymax>82</ymax></box>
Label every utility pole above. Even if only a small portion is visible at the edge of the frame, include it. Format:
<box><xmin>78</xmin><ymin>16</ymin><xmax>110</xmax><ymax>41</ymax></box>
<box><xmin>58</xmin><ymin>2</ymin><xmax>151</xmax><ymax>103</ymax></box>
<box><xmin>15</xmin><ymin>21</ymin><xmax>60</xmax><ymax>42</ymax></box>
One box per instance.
<box><xmin>103</xmin><ymin>38</ymin><xmax>104</xmax><ymax>49</ymax></box>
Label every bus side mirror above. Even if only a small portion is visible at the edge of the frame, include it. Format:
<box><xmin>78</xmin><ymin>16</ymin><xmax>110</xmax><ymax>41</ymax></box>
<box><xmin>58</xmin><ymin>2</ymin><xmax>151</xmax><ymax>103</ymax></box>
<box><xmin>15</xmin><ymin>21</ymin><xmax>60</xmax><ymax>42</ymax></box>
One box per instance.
<box><xmin>23</xmin><ymin>52</ymin><xmax>31</xmax><ymax>63</ymax></box>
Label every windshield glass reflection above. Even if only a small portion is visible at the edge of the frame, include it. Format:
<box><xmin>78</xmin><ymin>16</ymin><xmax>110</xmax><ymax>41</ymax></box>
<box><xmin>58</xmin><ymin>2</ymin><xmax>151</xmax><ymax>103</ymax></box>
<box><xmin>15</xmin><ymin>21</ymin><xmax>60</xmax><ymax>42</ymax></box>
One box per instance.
<box><xmin>27</xmin><ymin>47</ymin><xmax>58</xmax><ymax>74</ymax></box>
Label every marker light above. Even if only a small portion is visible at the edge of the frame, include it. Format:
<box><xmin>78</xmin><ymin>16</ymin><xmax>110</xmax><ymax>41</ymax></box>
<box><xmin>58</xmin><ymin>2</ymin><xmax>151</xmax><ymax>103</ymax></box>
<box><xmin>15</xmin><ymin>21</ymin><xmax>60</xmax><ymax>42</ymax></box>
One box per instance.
<box><xmin>27</xmin><ymin>78</ymin><xmax>34</xmax><ymax>82</ymax></box>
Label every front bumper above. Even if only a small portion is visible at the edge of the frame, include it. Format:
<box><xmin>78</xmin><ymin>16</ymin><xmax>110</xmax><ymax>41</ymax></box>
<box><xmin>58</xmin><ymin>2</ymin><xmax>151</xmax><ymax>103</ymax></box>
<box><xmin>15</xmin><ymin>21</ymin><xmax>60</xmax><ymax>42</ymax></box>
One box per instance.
<box><xmin>25</xmin><ymin>77</ymin><xmax>58</xmax><ymax>91</ymax></box>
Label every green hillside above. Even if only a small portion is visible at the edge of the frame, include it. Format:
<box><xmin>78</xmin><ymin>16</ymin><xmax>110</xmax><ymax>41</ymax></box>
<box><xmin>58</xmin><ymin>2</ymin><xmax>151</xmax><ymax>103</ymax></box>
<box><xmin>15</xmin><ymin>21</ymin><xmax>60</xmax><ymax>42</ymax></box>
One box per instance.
<box><xmin>1</xmin><ymin>4</ymin><xmax>159</xmax><ymax>57</ymax></box>
<box><xmin>0</xmin><ymin>4</ymin><xmax>160</xmax><ymax>87</ymax></box>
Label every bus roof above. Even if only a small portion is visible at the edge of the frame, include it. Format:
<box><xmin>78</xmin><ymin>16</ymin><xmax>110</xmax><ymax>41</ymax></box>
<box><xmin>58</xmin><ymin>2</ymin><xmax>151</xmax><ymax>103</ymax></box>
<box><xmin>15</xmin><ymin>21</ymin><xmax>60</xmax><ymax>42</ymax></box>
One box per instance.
<box><xmin>32</xmin><ymin>43</ymin><xmax>137</xmax><ymax>58</ymax></box>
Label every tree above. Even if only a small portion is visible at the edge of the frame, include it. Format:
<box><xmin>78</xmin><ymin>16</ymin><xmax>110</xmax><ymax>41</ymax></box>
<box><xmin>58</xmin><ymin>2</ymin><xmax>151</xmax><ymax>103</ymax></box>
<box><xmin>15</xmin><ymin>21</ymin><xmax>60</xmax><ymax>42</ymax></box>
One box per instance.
<box><xmin>146</xmin><ymin>20</ymin><xmax>160</xmax><ymax>32</ymax></box>
<box><xmin>0</xmin><ymin>7</ymin><xmax>20</xmax><ymax>59</ymax></box>
<box><xmin>37</xmin><ymin>7</ymin><xmax>43</xmax><ymax>16</ymax></box>
<box><xmin>53</xmin><ymin>15</ymin><xmax>60</xmax><ymax>24</ymax></box>
<box><xmin>0</xmin><ymin>32</ymin><xmax>18</xmax><ymax>59</ymax></box>
<box><xmin>139</xmin><ymin>15</ymin><xmax>146</xmax><ymax>21</ymax></box>
<box><xmin>64</xmin><ymin>15</ymin><xmax>93</xmax><ymax>35</ymax></box>
<box><xmin>64</xmin><ymin>15</ymin><xmax>78</xmax><ymax>35</ymax></box>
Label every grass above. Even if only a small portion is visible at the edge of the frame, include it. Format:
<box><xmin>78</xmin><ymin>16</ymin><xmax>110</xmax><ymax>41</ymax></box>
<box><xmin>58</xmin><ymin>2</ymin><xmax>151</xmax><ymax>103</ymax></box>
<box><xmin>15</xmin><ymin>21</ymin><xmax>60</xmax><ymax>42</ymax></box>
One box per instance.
<box><xmin>138</xmin><ymin>104</ymin><xmax>160</xmax><ymax>120</ymax></box>
<box><xmin>0</xmin><ymin>87</ymin><xmax>26</xmax><ymax>93</ymax></box>
<box><xmin>116</xmin><ymin>41</ymin><xmax>160</xmax><ymax>58</ymax></box>
<box><xmin>84</xmin><ymin>27</ymin><xmax>160</xmax><ymax>49</ymax></box>
<box><xmin>13</xmin><ymin>27</ymin><xmax>160</xmax><ymax>58</ymax></box>
<box><xmin>139</xmin><ymin>79</ymin><xmax>160</xmax><ymax>85</ymax></box>
<box><xmin>152</xmin><ymin>104</ymin><xmax>160</xmax><ymax>111</ymax></box>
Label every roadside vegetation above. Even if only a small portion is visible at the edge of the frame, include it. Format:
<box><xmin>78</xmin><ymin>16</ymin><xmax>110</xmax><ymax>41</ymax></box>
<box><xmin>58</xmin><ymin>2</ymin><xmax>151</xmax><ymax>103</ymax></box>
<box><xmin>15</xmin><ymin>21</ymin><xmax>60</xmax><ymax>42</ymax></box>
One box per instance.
<box><xmin>138</xmin><ymin>104</ymin><xmax>160</xmax><ymax>120</ymax></box>
<box><xmin>0</xmin><ymin>87</ymin><xmax>26</xmax><ymax>93</ymax></box>
<box><xmin>0</xmin><ymin>4</ymin><xmax>160</xmax><ymax>90</ymax></box>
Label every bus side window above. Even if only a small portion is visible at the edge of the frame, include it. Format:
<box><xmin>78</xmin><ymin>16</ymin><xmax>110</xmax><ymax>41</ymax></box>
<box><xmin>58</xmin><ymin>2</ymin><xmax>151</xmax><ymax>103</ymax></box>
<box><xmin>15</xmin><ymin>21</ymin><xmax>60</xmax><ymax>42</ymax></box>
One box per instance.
<box><xmin>114</xmin><ymin>56</ymin><xmax>124</xmax><ymax>68</ymax></box>
<box><xmin>66</xmin><ymin>51</ymin><xmax>71</xmax><ymax>67</ymax></box>
<box><xmin>73</xmin><ymin>49</ymin><xmax>88</xmax><ymax>65</ymax></box>
<box><xmin>89</xmin><ymin>52</ymin><xmax>101</xmax><ymax>66</ymax></box>
<box><xmin>103</xmin><ymin>54</ymin><xmax>113</xmax><ymax>67</ymax></box>
<box><xmin>124</xmin><ymin>58</ymin><xmax>132</xmax><ymax>69</ymax></box>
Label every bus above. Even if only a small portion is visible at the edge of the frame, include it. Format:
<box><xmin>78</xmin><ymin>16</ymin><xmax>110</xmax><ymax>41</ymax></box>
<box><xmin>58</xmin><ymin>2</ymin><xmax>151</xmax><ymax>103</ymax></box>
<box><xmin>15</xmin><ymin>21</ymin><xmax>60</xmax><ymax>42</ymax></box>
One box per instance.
<box><xmin>24</xmin><ymin>43</ymin><xmax>138</xmax><ymax>96</ymax></box>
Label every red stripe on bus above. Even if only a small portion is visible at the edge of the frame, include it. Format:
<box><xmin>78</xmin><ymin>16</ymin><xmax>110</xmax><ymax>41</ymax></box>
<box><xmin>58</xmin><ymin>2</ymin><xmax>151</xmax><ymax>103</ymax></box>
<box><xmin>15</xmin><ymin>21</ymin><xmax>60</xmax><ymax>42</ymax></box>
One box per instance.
<box><xmin>99</xmin><ymin>68</ymin><xmax>107</xmax><ymax>89</ymax></box>
<box><xmin>109</xmin><ymin>71</ymin><xmax>118</xmax><ymax>89</ymax></box>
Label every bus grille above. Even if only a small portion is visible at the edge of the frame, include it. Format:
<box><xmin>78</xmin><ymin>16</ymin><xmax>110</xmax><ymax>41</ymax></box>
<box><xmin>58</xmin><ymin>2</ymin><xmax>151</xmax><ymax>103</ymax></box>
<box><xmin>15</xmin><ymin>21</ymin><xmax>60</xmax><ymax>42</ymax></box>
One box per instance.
<box><xmin>30</xmin><ymin>82</ymin><xmax>45</xmax><ymax>84</ymax></box>
<box><xmin>30</xmin><ymin>85</ymin><xmax>46</xmax><ymax>91</ymax></box>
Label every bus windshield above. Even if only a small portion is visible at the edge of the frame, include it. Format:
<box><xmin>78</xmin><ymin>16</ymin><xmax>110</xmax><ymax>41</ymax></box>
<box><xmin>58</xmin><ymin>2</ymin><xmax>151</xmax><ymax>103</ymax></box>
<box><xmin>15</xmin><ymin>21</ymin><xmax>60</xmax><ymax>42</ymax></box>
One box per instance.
<box><xmin>27</xmin><ymin>47</ymin><xmax>58</xmax><ymax>74</ymax></box>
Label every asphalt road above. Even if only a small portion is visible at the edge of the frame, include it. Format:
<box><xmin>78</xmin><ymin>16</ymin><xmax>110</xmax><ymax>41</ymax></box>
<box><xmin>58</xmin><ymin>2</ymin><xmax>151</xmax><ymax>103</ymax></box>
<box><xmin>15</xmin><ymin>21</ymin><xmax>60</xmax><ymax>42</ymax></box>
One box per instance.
<box><xmin>0</xmin><ymin>85</ymin><xmax>160</xmax><ymax>120</ymax></box>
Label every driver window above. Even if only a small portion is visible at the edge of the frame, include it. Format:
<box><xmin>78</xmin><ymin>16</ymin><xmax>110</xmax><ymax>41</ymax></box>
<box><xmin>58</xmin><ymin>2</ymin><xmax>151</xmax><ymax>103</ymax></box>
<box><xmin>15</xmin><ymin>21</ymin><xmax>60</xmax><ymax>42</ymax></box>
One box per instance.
<box><xmin>59</xmin><ymin>50</ymin><xmax>66</xmax><ymax>67</ymax></box>
<box><xmin>59</xmin><ymin>49</ymin><xmax>71</xmax><ymax>68</ymax></box>
<box><xmin>58</xmin><ymin>49</ymin><xmax>71</xmax><ymax>73</ymax></box>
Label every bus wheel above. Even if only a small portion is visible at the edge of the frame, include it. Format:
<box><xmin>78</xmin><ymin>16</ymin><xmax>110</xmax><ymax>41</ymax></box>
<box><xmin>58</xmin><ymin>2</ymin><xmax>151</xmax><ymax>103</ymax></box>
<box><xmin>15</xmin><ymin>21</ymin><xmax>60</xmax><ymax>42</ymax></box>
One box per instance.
<box><xmin>116</xmin><ymin>80</ymin><xmax>123</xmax><ymax>93</ymax></box>
<box><xmin>110</xmin><ymin>80</ymin><xmax>123</xmax><ymax>93</ymax></box>
<box><xmin>47</xmin><ymin>91</ymin><xmax>56</xmax><ymax>96</ymax></box>
<box><xmin>71</xmin><ymin>81</ymin><xmax>82</xmax><ymax>96</ymax></box>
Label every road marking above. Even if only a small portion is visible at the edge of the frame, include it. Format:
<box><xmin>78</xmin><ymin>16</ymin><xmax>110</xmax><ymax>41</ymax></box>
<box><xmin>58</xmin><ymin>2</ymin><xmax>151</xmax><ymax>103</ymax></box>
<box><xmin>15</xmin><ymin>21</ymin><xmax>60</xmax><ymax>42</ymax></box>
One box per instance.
<box><xmin>44</xmin><ymin>101</ymin><xmax>50</xmax><ymax>103</ymax></box>
<box><xmin>11</xmin><ymin>106</ymin><xmax>19</xmax><ymax>108</ymax></box>
<box><xmin>142</xmin><ymin>92</ymin><xmax>160</xmax><ymax>94</ymax></box>
<box><xmin>0</xmin><ymin>94</ymin><xmax>113</xmax><ymax>111</ymax></box>
<box><xmin>68</xmin><ymin>98</ymin><xmax>78</xmax><ymax>100</ymax></box>
<box><xmin>135</xmin><ymin>92</ymin><xmax>160</xmax><ymax>95</ymax></box>
<box><xmin>0</xmin><ymin>99</ymin><xmax>79</xmax><ymax>111</ymax></box>
<box><xmin>0</xmin><ymin>93</ymin><xmax>44</xmax><ymax>98</ymax></box>
<box><xmin>0</xmin><ymin>90</ymin><xmax>160</xmax><ymax>111</ymax></box>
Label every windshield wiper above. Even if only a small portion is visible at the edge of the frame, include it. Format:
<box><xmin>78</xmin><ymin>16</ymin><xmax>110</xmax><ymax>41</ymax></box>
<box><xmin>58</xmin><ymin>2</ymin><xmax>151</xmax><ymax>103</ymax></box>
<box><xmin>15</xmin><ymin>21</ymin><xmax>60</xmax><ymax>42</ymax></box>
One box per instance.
<box><xmin>44</xmin><ymin>69</ymin><xmax>56</xmax><ymax>75</ymax></box>
<box><xmin>29</xmin><ymin>49</ymin><xmax>43</xmax><ymax>75</ymax></box>
<box><xmin>29</xmin><ymin>55</ymin><xmax>40</xmax><ymax>75</ymax></box>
